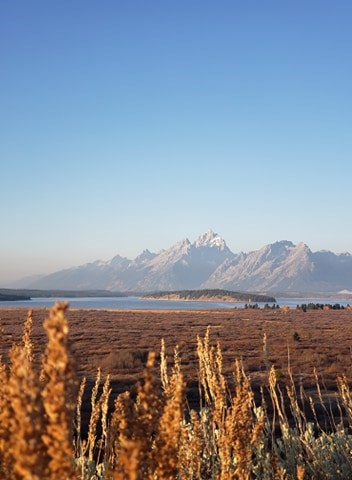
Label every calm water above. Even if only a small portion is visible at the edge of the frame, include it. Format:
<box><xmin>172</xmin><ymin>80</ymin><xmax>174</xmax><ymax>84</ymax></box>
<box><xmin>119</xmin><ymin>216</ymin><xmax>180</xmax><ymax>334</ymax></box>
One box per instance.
<box><xmin>0</xmin><ymin>296</ymin><xmax>351</xmax><ymax>310</ymax></box>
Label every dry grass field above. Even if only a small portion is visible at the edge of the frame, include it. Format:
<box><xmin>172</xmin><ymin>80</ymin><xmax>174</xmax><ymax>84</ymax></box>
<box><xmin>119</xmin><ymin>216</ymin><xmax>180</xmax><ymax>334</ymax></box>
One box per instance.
<box><xmin>1</xmin><ymin>305</ymin><xmax>352</xmax><ymax>428</ymax></box>
<box><xmin>1</xmin><ymin>304</ymin><xmax>352</xmax><ymax>479</ymax></box>
<box><xmin>1</xmin><ymin>306</ymin><xmax>352</xmax><ymax>390</ymax></box>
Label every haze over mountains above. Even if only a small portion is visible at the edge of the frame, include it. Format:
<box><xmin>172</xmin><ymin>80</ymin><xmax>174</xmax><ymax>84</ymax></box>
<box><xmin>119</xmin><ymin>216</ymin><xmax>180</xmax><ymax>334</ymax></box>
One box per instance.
<box><xmin>15</xmin><ymin>230</ymin><xmax>352</xmax><ymax>294</ymax></box>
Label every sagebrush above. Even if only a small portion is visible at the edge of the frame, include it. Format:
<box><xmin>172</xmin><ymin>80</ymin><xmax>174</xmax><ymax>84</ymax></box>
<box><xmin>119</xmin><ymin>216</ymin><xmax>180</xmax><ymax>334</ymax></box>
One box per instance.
<box><xmin>0</xmin><ymin>303</ymin><xmax>352</xmax><ymax>479</ymax></box>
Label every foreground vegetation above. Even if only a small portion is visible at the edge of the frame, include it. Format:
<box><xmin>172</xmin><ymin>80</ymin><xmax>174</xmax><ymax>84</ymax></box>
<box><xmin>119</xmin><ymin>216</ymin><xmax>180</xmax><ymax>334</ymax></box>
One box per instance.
<box><xmin>1</xmin><ymin>304</ymin><xmax>352</xmax><ymax>478</ymax></box>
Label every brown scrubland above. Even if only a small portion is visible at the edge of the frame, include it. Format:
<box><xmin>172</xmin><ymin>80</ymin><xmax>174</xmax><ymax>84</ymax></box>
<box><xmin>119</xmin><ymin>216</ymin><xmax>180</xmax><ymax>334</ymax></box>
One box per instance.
<box><xmin>0</xmin><ymin>304</ymin><xmax>352</xmax><ymax>478</ymax></box>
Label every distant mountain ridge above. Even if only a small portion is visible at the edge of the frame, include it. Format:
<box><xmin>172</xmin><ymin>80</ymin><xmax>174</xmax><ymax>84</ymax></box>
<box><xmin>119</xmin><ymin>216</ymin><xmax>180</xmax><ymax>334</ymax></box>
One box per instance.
<box><xmin>17</xmin><ymin>230</ymin><xmax>352</xmax><ymax>293</ymax></box>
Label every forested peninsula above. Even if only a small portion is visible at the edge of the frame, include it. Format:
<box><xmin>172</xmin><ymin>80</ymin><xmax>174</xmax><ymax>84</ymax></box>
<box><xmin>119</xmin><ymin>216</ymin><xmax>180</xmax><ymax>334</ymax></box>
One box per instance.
<box><xmin>143</xmin><ymin>289</ymin><xmax>276</xmax><ymax>303</ymax></box>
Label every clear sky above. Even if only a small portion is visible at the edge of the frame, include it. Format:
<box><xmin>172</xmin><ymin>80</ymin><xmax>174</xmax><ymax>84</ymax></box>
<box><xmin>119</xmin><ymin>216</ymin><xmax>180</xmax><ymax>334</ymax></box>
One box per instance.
<box><xmin>1</xmin><ymin>1</ymin><xmax>352</xmax><ymax>284</ymax></box>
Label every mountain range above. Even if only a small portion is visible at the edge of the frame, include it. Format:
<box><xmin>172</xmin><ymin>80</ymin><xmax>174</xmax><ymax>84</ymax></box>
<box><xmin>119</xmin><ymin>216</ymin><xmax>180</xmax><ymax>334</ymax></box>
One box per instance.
<box><xmin>16</xmin><ymin>230</ymin><xmax>352</xmax><ymax>294</ymax></box>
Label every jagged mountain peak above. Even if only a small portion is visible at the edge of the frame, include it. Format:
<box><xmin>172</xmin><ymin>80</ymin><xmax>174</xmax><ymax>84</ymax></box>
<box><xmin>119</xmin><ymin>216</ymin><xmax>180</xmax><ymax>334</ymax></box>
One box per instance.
<box><xmin>252</xmin><ymin>240</ymin><xmax>311</xmax><ymax>263</ymax></box>
<box><xmin>295</xmin><ymin>241</ymin><xmax>310</xmax><ymax>250</ymax></box>
<box><xmin>260</xmin><ymin>240</ymin><xmax>294</xmax><ymax>251</ymax></box>
<box><xmin>194</xmin><ymin>229</ymin><xmax>228</xmax><ymax>250</ymax></box>
<box><xmin>171</xmin><ymin>238</ymin><xmax>191</xmax><ymax>252</ymax></box>
<box><xmin>129</xmin><ymin>250</ymin><xmax>157</xmax><ymax>269</ymax></box>
<box><xmin>254</xmin><ymin>240</ymin><xmax>294</xmax><ymax>260</ymax></box>
<box><xmin>134</xmin><ymin>249</ymin><xmax>156</xmax><ymax>263</ymax></box>
<box><xmin>147</xmin><ymin>237</ymin><xmax>191</xmax><ymax>268</ymax></box>
<box><xmin>179</xmin><ymin>238</ymin><xmax>191</xmax><ymax>246</ymax></box>
<box><xmin>276</xmin><ymin>239</ymin><xmax>295</xmax><ymax>247</ymax></box>
<box><xmin>110</xmin><ymin>254</ymin><xmax>129</xmax><ymax>266</ymax></box>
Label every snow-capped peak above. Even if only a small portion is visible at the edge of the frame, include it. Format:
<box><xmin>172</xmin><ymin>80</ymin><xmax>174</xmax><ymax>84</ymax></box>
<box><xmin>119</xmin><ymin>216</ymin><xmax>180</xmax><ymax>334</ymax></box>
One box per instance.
<box><xmin>133</xmin><ymin>249</ymin><xmax>156</xmax><ymax>264</ymax></box>
<box><xmin>194</xmin><ymin>229</ymin><xmax>227</xmax><ymax>250</ymax></box>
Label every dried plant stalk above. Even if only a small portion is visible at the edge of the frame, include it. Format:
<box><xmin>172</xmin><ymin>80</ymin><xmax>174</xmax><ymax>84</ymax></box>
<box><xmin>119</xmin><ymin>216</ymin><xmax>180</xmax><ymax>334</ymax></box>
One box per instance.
<box><xmin>87</xmin><ymin>368</ymin><xmax>102</xmax><ymax>461</ymax></box>
<box><xmin>0</xmin><ymin>356</ymin><xmax>10</xmax><ymax>476</ymax></box>
<box><xmin>7</xmin><ymin>345</ymin><xmax>48</xmax><ymax>479</ymax></box>
<box><xmin>41</xmin><ymin>302</ymin><xmax>76</xmax><ymax>480</ymax></box>
<box><xmin>74</xmin><ymin>376</ymin><xmax>86</xmax><ymax>458</ymax></box>
<box><xmin>160</xmin><ymin>338</ymin><xmax>169</xmax><ymax>392</ymax></box>
<box><xmin>107</xmin><ymin>391</ymin><xmax>134</xmax><ymax>475</ymax></box>
<box><xmin>110</xmin><ymin>352</ymin><xmax>162</xmax><ymax>479</ymax></box>
<box><xmin>179</xmin><ymin>409</ymin><xmax>203</xmax><ymax>479</ymax></box>
<box><xmin>22</xmin><ymin>309</ymin><xmax>34</xmax><ymax>364</ymax></box>
<box><xmin>97</xmin><ymin>374</ymin><xmax>112</xmax><ymax>465</ymax></box>
<box><xmin>155</xmin><ymin>352</ymin><xmax>185</xmax><ymax>478</ymax></box>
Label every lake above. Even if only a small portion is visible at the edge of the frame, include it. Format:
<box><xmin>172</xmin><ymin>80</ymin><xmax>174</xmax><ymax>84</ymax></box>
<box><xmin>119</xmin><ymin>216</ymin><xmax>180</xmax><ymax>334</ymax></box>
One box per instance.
<box><xmin>0</xmin><ymin>296</ymin><xmax>351</xmax><ymax>310</ymax></box>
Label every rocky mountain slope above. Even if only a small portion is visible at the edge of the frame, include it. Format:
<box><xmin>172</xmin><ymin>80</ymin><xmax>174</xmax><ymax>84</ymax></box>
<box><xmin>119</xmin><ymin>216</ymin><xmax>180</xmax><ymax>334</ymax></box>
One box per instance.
<box><xmin>22</xmin><ymin>230</ymin><xmax>352</xmax><ymax>293</ymax></box>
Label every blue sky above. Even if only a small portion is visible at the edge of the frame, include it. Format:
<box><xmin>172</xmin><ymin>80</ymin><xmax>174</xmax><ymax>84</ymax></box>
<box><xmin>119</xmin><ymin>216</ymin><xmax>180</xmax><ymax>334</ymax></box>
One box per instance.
<box><xmin>1</xmin><ymin>1</ymin><xmax>352</xmax><ymax>284</ymax></box>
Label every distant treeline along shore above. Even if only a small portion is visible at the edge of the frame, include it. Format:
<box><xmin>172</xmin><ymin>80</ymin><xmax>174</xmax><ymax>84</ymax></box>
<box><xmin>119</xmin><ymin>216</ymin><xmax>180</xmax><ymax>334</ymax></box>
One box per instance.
<box><xmin>0</xmin><ymin>288</ymin><xmax>129</xmax><ymax>301</ymax></box>
<box><xmin>0</xmin><ymin>292</ymin><xmax>31</xmax><ymax>301</ymax></box>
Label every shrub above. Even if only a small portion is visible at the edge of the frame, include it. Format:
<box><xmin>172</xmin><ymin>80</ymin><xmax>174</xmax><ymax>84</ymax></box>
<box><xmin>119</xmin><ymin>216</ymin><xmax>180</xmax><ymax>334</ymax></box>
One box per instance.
<box><xmin>101</xmin><ymin>349</ymin><xmax>148</xmax><ymax>371</ymax></box>
<box><xmin>293</xmin><ymin>331</ymin><xmax>301</xmax><ymax>342</ymax></box>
